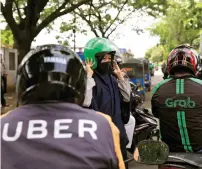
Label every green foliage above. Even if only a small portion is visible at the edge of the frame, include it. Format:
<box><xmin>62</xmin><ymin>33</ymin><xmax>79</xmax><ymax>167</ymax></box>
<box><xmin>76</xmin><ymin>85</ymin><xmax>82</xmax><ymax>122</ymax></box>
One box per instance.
<box><xmin>1</xmin><ymin>0</ymin><xmax>169</xmax><ymax>59</ymax></box>
<box><xmin>55</xmin><ymin>34</ymin><xmax>70</xmax><ymax>46</ymax></box>
<box><xmin>134</xmin><ymin>0</ymin><xmax>168</xmax><ymax>17</ymax></box>
<box><xmin>1</xmin><ymin>0</ymin><xmax>91</xmax><ymax>62</ymax></box>
<box><xmin>146</xmin><ymin>0</ymin><xmax>202</xmax><ymax>62</ymax></box>
<box><xmin>145</xmin><ymin>45</ymin><xmax>165</xmax><ymax>62</ymax></box>
<box><xmin>1</xmin><ymin>29</ymin><xmax>14</xmax><ymax>47</ymax></box>
<box><xmin>58</xmin><ymin>0</ymin><xmax>169</xmax><ymax>39</ymax></box>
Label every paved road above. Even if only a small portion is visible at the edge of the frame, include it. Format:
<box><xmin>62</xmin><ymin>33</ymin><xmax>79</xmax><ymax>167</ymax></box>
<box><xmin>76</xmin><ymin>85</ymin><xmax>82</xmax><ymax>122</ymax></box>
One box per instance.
<box><xmin>129</xmin><ymin>69</ymin><xmax>163</xmax><ymax>169</ymax></box>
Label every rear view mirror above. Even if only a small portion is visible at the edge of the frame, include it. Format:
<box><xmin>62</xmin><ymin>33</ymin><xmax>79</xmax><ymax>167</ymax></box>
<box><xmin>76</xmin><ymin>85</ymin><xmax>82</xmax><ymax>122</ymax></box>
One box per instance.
<box><xmin>134</xmin><ymin>140</ymin><xmax>169</xmax><ymax>165</ymax></box>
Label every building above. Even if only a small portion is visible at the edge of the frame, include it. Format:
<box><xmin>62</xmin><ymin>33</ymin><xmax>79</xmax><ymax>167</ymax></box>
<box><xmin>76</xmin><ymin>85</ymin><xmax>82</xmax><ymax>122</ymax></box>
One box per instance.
<box><xmin>0</xmin><ymin>44</ymin><xmax>18</xmax><ymax>92</ymax></box>
<box><xmin>120</xmin><ymin>48</ymin><xmax>135</xmax><ymax>62</ymax></box>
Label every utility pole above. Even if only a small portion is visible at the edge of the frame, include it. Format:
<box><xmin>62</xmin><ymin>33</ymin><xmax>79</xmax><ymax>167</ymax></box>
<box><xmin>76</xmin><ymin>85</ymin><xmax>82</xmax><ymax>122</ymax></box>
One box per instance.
<box><xmin>73</xmin><ymin>12</ymin><xmax>76</xmax><ymax>52</ymax></box>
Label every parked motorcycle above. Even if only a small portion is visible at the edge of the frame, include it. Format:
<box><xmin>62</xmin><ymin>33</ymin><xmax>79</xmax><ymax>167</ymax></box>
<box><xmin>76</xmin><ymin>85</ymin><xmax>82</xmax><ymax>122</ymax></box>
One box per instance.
<box><xmin>127</xmin><ymin>125</ymin><xmax>202</xmax><ymax>169</ymax></box>
<box><xmin>127</xmin><ymin>108</ymin><xmax>159</xmax><ymax>153</ymax></box>
<box><xmin>127</xmin><ymin>84</ymin><xmax>159</xmax><ymax>154</ymax></box>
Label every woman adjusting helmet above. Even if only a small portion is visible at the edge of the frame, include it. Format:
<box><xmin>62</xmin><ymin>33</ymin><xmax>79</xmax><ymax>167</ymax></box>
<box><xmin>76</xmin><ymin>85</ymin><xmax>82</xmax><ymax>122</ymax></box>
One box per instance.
<box><xmin>84</xmin><ymin>37</ymin><xmax>130</xmax><ymax>165</ymax></box>
<box><xmin>84</xmin><ymin>37</ymin><xmax>117</xmax><ymax>73</ymax></box>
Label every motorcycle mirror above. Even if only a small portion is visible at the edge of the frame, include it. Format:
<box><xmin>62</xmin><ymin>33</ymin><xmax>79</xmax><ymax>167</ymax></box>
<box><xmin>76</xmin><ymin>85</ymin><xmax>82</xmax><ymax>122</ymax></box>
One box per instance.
<box><xmin>133</xmin><ymin>140</ymin><xmax>169</xmax><ymax>165</ymax></box>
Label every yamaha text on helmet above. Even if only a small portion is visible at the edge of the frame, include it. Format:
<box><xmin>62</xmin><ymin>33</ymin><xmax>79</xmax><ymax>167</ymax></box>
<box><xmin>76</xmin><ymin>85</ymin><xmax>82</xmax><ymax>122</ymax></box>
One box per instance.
<box><xmin>16</xmin><ymin>44</ymin><xmax>86</xmax><ymax>106</ymax></box>
<box><xmin>167</xmin><ymin>44</ymin><xmax>200</xmax><ymax>75</ymax></box>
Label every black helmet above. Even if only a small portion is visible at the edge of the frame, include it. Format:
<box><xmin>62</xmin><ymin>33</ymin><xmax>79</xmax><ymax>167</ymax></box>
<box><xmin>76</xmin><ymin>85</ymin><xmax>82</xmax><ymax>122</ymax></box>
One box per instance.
<box><xmin>16</xmin><ymin>44</ymin><xmax>86</xmax><ymax>106</ymax></box>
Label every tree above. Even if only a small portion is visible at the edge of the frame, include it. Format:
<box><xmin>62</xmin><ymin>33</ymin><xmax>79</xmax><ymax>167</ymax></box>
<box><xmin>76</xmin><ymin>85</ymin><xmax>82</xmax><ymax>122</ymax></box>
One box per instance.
<box><xmin>1</xmin><ymin>0</ymin><xmax>91</xmax><ymax>64</ymax></box>
<box><xmin>59</xmin><ymin>0</ymin><xmax>169</xmax><ymax>39</ymax></box>
<box><xmin>148</xmin><ymin>0</ymin><xmax>202</xmax><ymax>56</ymax></box>
<box><xmin>56</xmin><ymin>35</ymin><xmax>70</xmax><ymax>46</ymax></box>
<box><xmin>75</xmin><ymin>0</ymin><xmax>144</xmax><ymax>38</ymax></box>
<box><xmin>1</xmin><ymin>28</ymin><xmax>14</xmax><ymax>47</ymax></box>
<box><xmin>134</xmin><ymin>0</ymin><xmax>168</xmax><ymax>17</ymax></box>
<box><xmin>151</xmin><ymin>45</ymin><xmax>164</xmax><ymax>62</ymax></box>
<box><xmin>145</xmin><ymin>45</ymin><xmax>165</xmax><ymax>62</ymax></box>
<box><xmin>145</xmin><ymin>47</ymin><xmax>154</xmax><ymax>60</ymax></box>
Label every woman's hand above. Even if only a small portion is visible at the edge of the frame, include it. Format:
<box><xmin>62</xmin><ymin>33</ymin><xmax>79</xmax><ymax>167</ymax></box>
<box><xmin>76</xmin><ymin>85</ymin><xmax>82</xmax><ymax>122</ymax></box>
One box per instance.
<box><xmin>113</xmin><ymin>61</ymin><xmax>124</xmax><ymax>80</ymax></box>
<box><xmin>85</xmin><ymin>59</ymin><xmax>94</xmax><ymax>78</ymax></box>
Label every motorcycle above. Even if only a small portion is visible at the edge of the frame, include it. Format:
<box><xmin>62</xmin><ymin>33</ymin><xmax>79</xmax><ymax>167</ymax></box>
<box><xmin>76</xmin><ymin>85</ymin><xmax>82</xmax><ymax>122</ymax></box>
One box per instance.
<box><xmin>125</xmin><ymin>117</ymin><xmax>202</xmax><ymax>169</ymax></box>
<box><xmin>159</xmin><ymin>153</ymin><xmax>202</xmax><ymax>169</ymax></box>
<box><xmin>130</xmin><ymin>82</ymin><xmax>143</xmax><ymax>102</ymax></box>
<box><xmin>127</xmin><ymin>108</ymin><xmax>159</xmax><ymax>153</ymax></box>
<box><xmin>127</xmin><ymin>83</ymin><xmax>159</xmax><ymax>154</ymax></box>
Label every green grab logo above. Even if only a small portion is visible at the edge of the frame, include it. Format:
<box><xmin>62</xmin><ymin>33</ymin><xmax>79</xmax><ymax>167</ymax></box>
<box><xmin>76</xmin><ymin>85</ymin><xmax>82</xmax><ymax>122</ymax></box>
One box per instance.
<box><xmin>165</xmin><ymin>97</ymin><xmax>196</xmax><ymax>108</ymax></box>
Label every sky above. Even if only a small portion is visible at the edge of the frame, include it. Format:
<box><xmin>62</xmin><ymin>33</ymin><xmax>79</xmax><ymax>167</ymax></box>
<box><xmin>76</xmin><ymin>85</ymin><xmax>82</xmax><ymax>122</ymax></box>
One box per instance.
<box><xmin>0</xmin><ymin>2</ymin><xmax>160</xmax><ymax>58</ymax></box>
<box><xmin>32</xmin><ymin>13</ymin><xmax>160</xmax><ymax>58</ymax></box>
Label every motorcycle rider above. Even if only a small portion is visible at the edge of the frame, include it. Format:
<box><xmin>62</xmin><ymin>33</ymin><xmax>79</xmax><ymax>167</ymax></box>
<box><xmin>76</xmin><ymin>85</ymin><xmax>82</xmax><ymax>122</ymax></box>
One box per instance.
<box><xmin>149</xmin><ymin>62</ymin><xmax>154</xmax><ymax>76</ymax></box>
<box><xmin>161</xmin><ymin>61</ymin><xmax>169</xmax><ymax>79</ymax></box>
<box><xmin>152</xmin><ymin>44</ymin><xmax>202</xmax><ymax>153</ymax></box>
<box><xmin>82</xmin><ymin>37</ymin><xmax>130</xmax><ymax>167</ymax></box>
<box><xmin>161</xmin><ymin>61</ymin><xmax>167</xmax><ymax>73</ymax></box>
<box><xmin>1</xmin><ymin>44</ymin><xmax>125</xmax><ymax>169</ymax></box>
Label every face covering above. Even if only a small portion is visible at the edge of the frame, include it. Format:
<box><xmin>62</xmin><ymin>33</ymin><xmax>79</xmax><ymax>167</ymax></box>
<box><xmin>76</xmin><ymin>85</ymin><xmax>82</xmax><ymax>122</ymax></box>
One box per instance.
<box><xmin>95</xmin><ymin>52</ymin><xmax>114</xmax><ymax>74</ymax></box>
<box><xmin>97</xmin><ymin>62</ymin><xmax>113</xmax><ymax>74</ymax></box>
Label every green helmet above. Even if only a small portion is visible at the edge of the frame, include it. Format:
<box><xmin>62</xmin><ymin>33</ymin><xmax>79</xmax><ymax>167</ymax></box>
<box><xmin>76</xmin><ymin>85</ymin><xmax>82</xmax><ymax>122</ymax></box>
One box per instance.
<box><xmin>109</xmin><ymin>41</ymin><xmax>121</xmax><ymax>57</ymax></box>
<box><xmin>84</xmin><ymin>37</ymin><xmax>117</xmax><ymax>69</ymax></box>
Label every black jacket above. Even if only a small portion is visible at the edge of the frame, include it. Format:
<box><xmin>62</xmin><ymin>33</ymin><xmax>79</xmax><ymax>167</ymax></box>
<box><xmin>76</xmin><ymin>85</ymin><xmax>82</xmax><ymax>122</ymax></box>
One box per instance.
<box><xmin>152</xmin><ymin>76</ymin><xmax>202</xmax><ymax>152</ymax></box>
